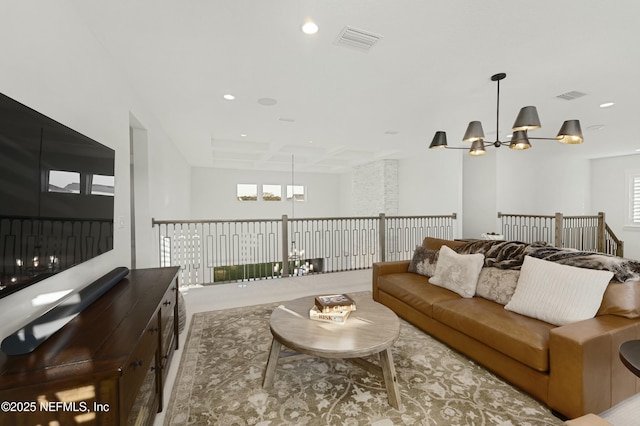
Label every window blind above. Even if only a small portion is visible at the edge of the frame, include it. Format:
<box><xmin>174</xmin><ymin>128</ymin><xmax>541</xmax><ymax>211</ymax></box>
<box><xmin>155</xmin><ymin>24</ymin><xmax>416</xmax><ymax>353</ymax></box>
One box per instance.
<box><xmin>633</xmin><ymin>175</ymin><xmax>640</xmax><ymax>223</ymax></box>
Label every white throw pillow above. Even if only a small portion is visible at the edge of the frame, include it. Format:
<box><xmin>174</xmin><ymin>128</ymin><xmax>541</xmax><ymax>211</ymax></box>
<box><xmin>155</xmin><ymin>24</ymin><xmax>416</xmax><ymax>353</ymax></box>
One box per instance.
<box><xmin>505</xmin><ymin>256</ymin><xmax>613</xmax><ymax>326</ymax></box>
<box><xmin>430</xmin><ymin>245</ymin><xmax>484</xmax><ymax>298</ymax></box>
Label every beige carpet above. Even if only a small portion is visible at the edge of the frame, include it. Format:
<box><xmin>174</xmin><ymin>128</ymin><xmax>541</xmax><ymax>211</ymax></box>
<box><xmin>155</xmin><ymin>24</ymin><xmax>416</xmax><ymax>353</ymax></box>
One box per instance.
<box><xmin>164</xmin><ymin>292</ymin><xmax>563</xmax><ymax>425</ymax></box>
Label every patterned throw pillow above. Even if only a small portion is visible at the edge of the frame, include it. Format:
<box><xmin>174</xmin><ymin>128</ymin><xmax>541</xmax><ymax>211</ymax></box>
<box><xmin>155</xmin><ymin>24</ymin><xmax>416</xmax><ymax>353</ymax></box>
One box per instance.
<box><xmin>408</xmin><ymin>246</ymin><xmax>439</xmax><ymax>277</ymax></box>
<box><xmin>475</xmin><ymin>268</ymin><xmax>520</xmax><ymax>305</ymax></box>
<box><xmin>430</xmin><ymin>245</ymin><xmax>484</xmax><ymax>298</ymax></box>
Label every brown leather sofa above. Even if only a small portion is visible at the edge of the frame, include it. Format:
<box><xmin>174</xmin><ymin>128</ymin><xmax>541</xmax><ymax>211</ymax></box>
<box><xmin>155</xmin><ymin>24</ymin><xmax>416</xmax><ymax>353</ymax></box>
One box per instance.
<box><xmin>372</xmin><ymin>237</ymin><xmax>640</xmax><ymax>419</ymax></box>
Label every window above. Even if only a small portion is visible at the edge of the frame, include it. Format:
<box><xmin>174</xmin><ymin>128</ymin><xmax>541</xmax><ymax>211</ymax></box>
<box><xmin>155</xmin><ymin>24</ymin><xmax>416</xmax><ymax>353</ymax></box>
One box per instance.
<box><xmin>627</xmin><ymin>170</ymin><xmax>640</xmax><ymax>227</ymax></box>
<box><xmin>237</xmin><ymin>184</ymin><xmax>257</xmax><ymax>201</ymax></box>
<box><xmin>286</xmin><ymin>185</ymin><xmax>305</xmax><ymax>202</ymax></box>
<box><xmin>48</xmin><ymin>170</ymin><xmax>80</xmax><ymax>193</ymax></box>
<box><xmin>262</xmin><ymin>184</ymin><xmax>281</xmax><ymax>201</ymax></box>
<box><xmin>90</xmin><ymin>174</ymin><xmax>115</xmax><ymax>196</ymax></box>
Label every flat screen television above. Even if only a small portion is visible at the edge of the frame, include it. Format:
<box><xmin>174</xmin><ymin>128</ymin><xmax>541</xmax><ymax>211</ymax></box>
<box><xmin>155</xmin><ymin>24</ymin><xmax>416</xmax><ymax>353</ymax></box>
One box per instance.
<box><xmin>0</xmin><ymin>92</ymin><xmax>115</xmax><ymax>299</ymax></box>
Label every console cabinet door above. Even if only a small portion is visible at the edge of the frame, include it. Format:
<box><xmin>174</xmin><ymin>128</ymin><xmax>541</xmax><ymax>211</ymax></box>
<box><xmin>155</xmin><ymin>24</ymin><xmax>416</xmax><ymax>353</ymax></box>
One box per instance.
<box><xmin>159</xmin><ymin>283</ymin><xmax>177</xmax><ymax>374</ymax></box>
<box><xmin>120</xmin><ymin>313</ymin><xmax>160</xmax><ymax>424</ymax></box>
<box><xmin>124</xmin><ymin>349</ymin><xmax>159</xmax><ymax>426</ymax></box>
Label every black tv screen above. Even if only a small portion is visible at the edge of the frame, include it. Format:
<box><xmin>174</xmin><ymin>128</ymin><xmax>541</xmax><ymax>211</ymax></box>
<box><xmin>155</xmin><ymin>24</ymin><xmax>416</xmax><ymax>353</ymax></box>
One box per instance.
<box><xmin>0</xmin><ymin>92</ymin><xmax>115</xmax><ymax>298</ymax></box>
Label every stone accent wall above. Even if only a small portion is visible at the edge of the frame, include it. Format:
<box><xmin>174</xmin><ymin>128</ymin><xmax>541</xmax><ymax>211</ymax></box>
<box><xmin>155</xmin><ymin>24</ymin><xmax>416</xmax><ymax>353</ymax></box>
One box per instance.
<box><xmin>352</xmin><ymin>159</ymin><xmax>399</xmax><ymax>216</ymax></box>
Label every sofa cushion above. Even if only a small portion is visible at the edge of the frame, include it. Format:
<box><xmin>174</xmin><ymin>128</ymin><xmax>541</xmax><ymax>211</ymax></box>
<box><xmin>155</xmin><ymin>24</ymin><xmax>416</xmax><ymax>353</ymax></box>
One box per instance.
<box><xmin>433</xmin><ymin>297</ymin><xmax>554</xmax><ymax>372</ymax></box>
<box><xmin>597</xmin><ymin>280</ymin><xmax>640</xmax><ymax>319</ymax></box>
<box><xmin>430</xmin><ymin>245</ymin><xmax>484</xmax><ymax>298</ymax></box>
<box><xmin>505</xmin><ymin>256</ymin><xmax>613</xmax><ymax>326</ymax></box>
<box><xmin>376</xmin><ymin>273</ymin><xmax>460</xmax><ymax>318</ymax></box>
<box><xmin>475</xmin><ymin>267</ymin><xmax>520</xmax><ymax>305</ymax></box>
<box><xmin>408</xmin><ymin>246</ymin><xmax>439</xmax><ymax>277</ymax></box>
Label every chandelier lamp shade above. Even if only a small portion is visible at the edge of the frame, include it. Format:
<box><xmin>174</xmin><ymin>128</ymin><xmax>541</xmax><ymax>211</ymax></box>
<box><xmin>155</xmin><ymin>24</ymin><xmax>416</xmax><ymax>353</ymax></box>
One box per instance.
<box><xmin>429</xmin><ymin>73</ymin><xmax>584</xmax><ymax>156</ymax></box>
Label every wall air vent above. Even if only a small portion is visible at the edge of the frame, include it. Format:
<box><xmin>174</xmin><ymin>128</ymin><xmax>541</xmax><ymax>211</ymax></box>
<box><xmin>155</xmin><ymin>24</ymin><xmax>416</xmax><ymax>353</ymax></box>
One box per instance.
<box><xmin>556</xmin><ymin>91</ymin><xmax>588</xmax><ymax>101</ymax></box>
<box><xmin>335</xmin><ymin>26</ymin><xmax>382</xmax><ymax>52</ymax></box>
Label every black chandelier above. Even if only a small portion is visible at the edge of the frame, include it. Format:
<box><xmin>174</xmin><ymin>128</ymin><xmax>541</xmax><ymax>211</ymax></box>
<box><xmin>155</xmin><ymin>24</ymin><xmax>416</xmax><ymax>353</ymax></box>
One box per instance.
<box><xmin>429</xmin><ymin>73</ymin><xmax>584</xmax><ymax>156</ymax></box>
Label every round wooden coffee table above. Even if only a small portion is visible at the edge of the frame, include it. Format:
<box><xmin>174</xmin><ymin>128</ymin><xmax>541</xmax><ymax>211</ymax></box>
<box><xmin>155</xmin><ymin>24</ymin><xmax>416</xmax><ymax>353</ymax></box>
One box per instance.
<box><xmin>262</xmin><ymin>293</ymin><xmax>402</xmax><ymax>409</ymax></box>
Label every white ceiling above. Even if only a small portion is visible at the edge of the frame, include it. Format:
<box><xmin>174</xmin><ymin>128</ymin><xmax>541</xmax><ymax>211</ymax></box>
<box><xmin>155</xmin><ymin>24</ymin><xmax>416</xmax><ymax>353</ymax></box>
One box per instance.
<box><xmin>71</xmin><ymin>0</ymin><xmax>640</xmax><ymax>173</ymax></box>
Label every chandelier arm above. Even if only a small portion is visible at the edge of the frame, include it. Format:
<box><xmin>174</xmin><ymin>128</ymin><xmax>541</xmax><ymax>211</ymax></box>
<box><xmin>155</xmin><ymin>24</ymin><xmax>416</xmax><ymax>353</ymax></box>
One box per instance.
<box><xmin>442</xmin><ymin>141</ymin><xmax>497</xmax><ymax>150</ymax></box>
<box><xmin>526</xmin><ymin>137</ymin><xmax>559</xmax><ymax>141</ymax></box>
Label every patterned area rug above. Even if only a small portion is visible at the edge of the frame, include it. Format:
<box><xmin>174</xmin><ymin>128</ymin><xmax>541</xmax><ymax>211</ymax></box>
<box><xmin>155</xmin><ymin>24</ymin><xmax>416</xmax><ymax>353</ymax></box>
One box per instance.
<box><xmin>164</xmin><ymin>292</ymin><xmax>563</xmax><ymax>425</ymax></box>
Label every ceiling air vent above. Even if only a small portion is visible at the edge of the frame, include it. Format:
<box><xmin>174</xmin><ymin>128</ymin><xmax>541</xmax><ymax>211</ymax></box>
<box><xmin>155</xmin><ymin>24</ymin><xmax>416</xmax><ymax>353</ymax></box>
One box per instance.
<box><xmin>556</xmin><ymin>91</ymin><xmax>588</xmax><ymax>101</ymax></box>
<box><xmin>335</xmin><ymin>26</ymin><xmax>382</xmax><ymax>52</ymax></box>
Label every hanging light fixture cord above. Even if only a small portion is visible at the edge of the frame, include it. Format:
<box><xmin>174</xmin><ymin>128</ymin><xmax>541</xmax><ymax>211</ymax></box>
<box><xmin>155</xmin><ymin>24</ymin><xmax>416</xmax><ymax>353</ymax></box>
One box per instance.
<box><xmin>495</xmin><ymin>75</ymin><xmax>501</xmax><ymax>147</ymax></box>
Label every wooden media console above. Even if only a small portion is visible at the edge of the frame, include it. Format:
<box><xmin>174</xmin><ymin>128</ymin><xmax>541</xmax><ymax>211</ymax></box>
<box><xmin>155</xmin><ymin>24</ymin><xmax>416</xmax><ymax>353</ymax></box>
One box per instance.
<box><xmin>0</xmin><ymin>267</ymin><xmax>180</xmax><ymax>426</ymax></box>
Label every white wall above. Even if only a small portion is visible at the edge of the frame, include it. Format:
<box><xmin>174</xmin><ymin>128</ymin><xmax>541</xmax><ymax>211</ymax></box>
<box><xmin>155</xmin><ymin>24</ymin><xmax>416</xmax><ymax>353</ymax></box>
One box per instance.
<box><xmin>457</xmin><ymin>146</ymin><xmax>591</xmax><ymax>239</ymax></box>
<box><xmin>190</xmin><ymin>167</ymin><xmax>342</xmax><ymax>220</ymax></box>
<box><xmin>398</xmin><ymin>150</ymin><xmax>463</xmax><ymax>237</ymax></box>
<box><xmin>463</xmin><ymin>149</ymin><xmax>498</xmax><ymax>238</ymax></box>
<box><xmin>591</xmin><ymin>154</ymin><xmax>640</xmax><ymax>260</ymax></box>
<box><xmin>398</xmin><ymin>145</ymin><xmax>588</xmax><ymax>240</ymax></box>
<box><xmin>0</xmin><ymin>0</ymin><xmax>190</xmax><ymax>340</ymax></box>
<box><xmin>496</xmin><ymin>147</ymin><xmax>590</xmax><ymax>216</ymax></box>
<box><xmin>396</xmin><ymin>144</ymin><xmax>592</xmax><ymax>240</ymax></box>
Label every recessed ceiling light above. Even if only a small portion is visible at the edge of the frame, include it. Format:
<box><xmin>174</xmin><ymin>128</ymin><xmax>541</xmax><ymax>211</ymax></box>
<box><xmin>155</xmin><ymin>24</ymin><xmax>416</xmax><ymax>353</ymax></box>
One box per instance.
<box><xmin>599</xmin><ymin>102</ymin><xmax>615</xmax><ymax>108</ymax></box>
<box><xmin>302</xmin><ymin>20</ymin><xmax>319</xmax><ymax>35</ymax></box>
<box><xmin>308</xmin><ymin>140</ymin><xmax>313</xmax><ymax>144</ymax></box>
<box><xmin>240</xmin><ymin>134</ymin><xmax>247</xmax><ymax>137</ymax></box>
<box><xmin>223</xmin><ymin>94</ymin><xmax>235</xmax><ymax>101</ymax></box>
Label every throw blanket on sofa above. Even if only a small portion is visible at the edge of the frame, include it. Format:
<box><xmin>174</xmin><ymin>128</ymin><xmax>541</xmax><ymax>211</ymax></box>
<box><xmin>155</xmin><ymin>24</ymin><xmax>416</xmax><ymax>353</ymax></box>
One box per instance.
<box><xmin>525</xmin><ymin>245</ymin><xmax>640</xmax><ymax>283</ymax></box>
<box><xmin>454</xmin><ymin>240</ymin><xmax>535</xmax><ymax>269</ymax></box>
<box><xmin>454</xmin><ymin>240</ymin><xmax>640</xmax><ymax>282</ymax></box>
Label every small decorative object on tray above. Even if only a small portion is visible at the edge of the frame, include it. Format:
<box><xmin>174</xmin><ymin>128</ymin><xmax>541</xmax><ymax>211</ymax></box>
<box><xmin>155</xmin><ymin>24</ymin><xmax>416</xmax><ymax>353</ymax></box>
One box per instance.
<box><xmin>314</xmin><ymin>294</ymin><xmax>357</xmax><ymax>314</ymax></box>
<box><xmin>309</xmin><ymin>305</ymin><xmax>351</xmax><ymax>324</ymax></box>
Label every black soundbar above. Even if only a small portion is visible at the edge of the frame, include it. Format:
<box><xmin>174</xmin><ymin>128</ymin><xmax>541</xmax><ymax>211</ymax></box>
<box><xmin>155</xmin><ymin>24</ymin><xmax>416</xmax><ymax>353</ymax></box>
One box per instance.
<box><xmin>1</xmin><ymin>266</ymin><xmax>129</xmax><ymax>356</ymax></box>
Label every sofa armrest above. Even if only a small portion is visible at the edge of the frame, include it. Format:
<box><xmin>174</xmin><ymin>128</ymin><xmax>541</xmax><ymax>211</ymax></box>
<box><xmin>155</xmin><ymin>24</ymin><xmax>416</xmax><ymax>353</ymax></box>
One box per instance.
<box><xmin>372</xmin><ymin>261</ymin><xmax>410</xmax><ymax>300</ymax></box>
<box><xmin>548</xmin><ymin>315</ymin><xmax>640</xmax><ymax>418</ymax></box>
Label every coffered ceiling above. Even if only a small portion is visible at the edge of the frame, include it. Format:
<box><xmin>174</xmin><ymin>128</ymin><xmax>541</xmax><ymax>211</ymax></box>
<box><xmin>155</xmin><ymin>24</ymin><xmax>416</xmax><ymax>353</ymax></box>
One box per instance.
<box><xmin>71</xmin><ymin>0</ymin><xmax>640</xmax><ymax>173</ymax></box>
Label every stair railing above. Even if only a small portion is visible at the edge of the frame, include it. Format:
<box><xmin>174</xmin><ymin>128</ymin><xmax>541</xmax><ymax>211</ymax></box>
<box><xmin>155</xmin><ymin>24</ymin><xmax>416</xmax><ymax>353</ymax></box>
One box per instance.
<box><xmin>498</xmin><ymin>211</ymin><xmax>624</xmax><ymax>256</ymax></box>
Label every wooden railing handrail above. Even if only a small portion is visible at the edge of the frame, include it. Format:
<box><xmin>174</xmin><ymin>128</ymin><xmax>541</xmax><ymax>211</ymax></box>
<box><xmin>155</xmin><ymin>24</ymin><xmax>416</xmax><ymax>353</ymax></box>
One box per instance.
<box><xmin>605</xmin><ymin>222</ymin><xmax>625</xmax><ymax>257</ymax></box>
<box><xmin>152</xmin><ymin>217</ymin><xmax>282</xmax><ymax>225</ymax></box>
<box><xmin>497</xmin><ymin>212</ymin><xmax>555</xmax><ymax>219</ymax></box>
<box><xmin>498</xmin><ymin>211</ymin><xmax>623</xmax><ymax>257</ymax></box>
<box><xmin>152</xmin><ymin>213</ymin><xmax>457</xmax><ymax>226</ymax></box>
